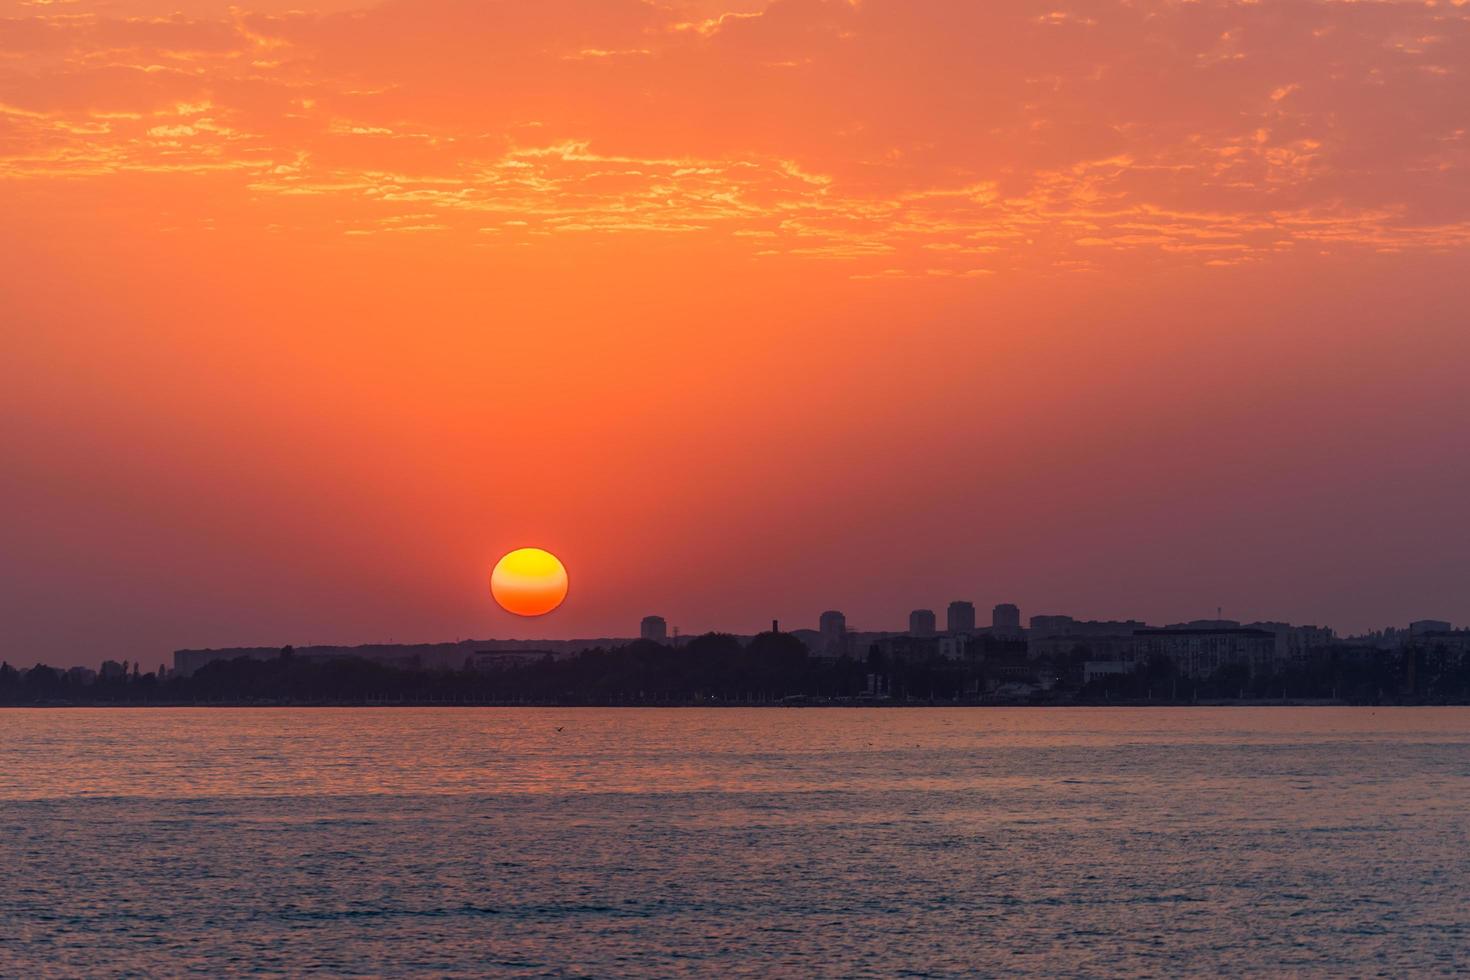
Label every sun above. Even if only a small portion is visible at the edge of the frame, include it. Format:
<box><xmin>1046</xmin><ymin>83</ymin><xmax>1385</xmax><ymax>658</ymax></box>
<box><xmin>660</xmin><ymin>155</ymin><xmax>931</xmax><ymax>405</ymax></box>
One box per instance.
<box><xmin>490</xmin><ymin>547</ymin><xmax>569</xmax><ymax>617</ymax></box>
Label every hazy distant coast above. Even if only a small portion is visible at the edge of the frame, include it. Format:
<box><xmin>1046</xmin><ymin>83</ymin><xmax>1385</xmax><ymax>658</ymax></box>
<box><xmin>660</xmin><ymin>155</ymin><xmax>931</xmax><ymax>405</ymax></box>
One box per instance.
<box><xmin>5</xmin><ymin>625</ymin><xmax>1467</xmax><ymax>707</ymax></box>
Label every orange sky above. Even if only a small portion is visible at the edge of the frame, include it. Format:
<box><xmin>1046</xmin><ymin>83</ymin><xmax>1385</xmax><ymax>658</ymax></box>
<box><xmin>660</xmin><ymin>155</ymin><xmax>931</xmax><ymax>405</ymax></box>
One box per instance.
<box><xmin>3</xmin><ymin>0</ymin><xmax>1469</xmax><ymax>665</ymax></box>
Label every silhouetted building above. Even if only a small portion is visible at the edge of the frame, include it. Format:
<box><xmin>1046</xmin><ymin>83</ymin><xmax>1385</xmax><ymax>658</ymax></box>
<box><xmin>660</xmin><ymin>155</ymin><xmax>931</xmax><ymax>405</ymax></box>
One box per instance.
<box><xmin>468</xmin><ymin>650</ymin><xmax>553</xmax><ymax>671</ymax></box>
<box><xmin>992</xmin><ymin>603</ymin><xmax>1022</xmax><ymax>640</ymax></box>
<box><xmin>1029</xmin><ymin>615</ymin><xmax>1147</xmax><ymax>638</ymax></box>
<box><xmin>938</xmin><ymin>635</ymin><xmax>970</xmax><ymax>660</ymax></box>
<box><xmin>1084</xmin><ymin>661</ymin><xmax>1134</xmax><ymax>684</ymax></box>
<box><xmin>875</xmin><ymin>633</ymin><xmax>940</xmax><ymax>662</ymax></box>
<box><xmin>946</xmin><ymin>601</ymin><xmax>976</xmax><ymax>635</ymax></box>
<box><xmin>1030</xmin><ymin>633</ymin><xmax>1136</xmax><ymax>663</ymax></box>
<box><xmin>1031</xmin><ymin>615</ymin><xmax>1149</xmax><ymax>665</ymax></box>
<box><xmin>1246</xmin><ymin>622</ymin><xmax>1335</xmax><ymax>663</ymax></box>
<box><xmin>909</xmin><ymin>609</ymin><xmax>936</xmax><ymax>637</ymax></box>
<box><xmin>819</xmin><ymin>610</ymin><xmax>848</xmax><ymax>658</ymax></box>
<box><xmin>99</xmin><ymin>660</ymin><xmax>126</xmax><ymax>680</ymax></box>
<box><xmin>1410</xmin><ymin>619</ymin><xmax>1452</xmax><ymax>637</ymax></box>
<box><xmin>173</xmin><ymin>639</ymin><xmax>597</xmax><ymax>678</ymax></box>
<box><xmin>1029</xmin><ymin>615</ymin><xmax>1075</xmax><ymax>636</ymax></box>
<box><xmin>985</xmin><ymin>644</ymin><xmax>1034</xmax><ymax>684</ymax></box>
<box><xmin>1133</xmin><ymin>628</ymin><xmax>1275</xmax><ymax>678</ymax></box>
<box><xmin>640</xmin><ymin>615</ymin><xmax>668</xmax><ymax>643</ymax></box>
<box><xmin>1412</xmin><ymin>630</ymin><xmax>1470</xmax><ymax>661</ymax></box>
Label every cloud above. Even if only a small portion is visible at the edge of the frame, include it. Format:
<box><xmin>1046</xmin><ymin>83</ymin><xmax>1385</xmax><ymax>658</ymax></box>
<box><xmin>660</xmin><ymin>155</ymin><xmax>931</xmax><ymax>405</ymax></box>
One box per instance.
<box><xmin>1</xmin><ymin>0</ymin><xmax>1466</xmax><ymax>276</ymax></box>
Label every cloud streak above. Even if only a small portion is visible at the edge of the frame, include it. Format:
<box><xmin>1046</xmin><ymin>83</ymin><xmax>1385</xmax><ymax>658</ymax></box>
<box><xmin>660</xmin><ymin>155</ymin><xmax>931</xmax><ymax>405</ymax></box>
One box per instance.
<box><xmin>1</xmin><ymin>0</ymin><xmax>1466</xmax><ymax>276</ymax></box>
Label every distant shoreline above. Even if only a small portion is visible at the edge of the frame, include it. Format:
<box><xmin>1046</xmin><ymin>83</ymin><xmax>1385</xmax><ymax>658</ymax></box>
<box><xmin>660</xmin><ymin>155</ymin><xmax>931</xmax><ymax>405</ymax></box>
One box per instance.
<box><xmin>5</xmin><ymin>699</ymin><xmax>1457</xmax><ymax>709</ymax></box>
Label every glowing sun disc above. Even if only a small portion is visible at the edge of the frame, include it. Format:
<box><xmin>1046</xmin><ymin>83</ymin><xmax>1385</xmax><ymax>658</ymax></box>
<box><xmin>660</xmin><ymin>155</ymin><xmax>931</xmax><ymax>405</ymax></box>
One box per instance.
<box><xmin>490</xmin><ymin>547</ymin><xmax>568</xmax><ymax>616</ymax></box>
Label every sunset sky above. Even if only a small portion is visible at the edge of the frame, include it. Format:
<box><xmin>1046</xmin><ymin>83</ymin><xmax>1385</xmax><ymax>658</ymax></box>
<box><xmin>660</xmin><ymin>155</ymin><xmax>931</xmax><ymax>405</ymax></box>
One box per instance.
<box><xmin>3</xmin><ymin>0</ymin><xmax>1469</xmax><ymax>665</ymax></box>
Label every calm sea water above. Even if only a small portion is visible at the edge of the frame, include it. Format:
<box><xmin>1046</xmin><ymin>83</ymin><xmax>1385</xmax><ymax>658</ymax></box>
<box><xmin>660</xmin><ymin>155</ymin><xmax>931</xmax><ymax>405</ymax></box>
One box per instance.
<box><xmin>1</xmin><ymin>707</ymin><xmax>1467</xmax><ymax>976</ymax></box>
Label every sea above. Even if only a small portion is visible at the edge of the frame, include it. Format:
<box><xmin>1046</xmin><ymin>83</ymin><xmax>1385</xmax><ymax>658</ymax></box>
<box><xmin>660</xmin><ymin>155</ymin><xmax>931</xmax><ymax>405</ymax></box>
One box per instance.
<box><xmin>1</xmin><ymin>707</ymin><xmax>1467</xmax><ymax>976</ymax></box>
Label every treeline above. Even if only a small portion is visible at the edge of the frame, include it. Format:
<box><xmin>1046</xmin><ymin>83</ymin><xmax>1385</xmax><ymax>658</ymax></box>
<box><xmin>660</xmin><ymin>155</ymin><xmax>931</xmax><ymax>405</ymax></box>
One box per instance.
<box><xmin>1070</xmin><ymin>648</ymin><xmax>1448</xmax><ymax>703</ymax></box>
<box><xmin>3</xmin><ymin>633</ymin><xmax>1468</xmax><ymax>705</ymax></box>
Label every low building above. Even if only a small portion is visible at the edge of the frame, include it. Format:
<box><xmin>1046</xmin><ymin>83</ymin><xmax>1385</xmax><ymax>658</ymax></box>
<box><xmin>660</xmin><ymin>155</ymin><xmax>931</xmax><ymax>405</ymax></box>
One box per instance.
<box><xmin>1084</xmin><ymin>661</ymin><xmax>1135</xmax><ymax>684</ymax></box>
<box><xmin>873</xmin><ymin>634</ymin><xmax>941</xmax><ymax>663</ymax></box>
<box><xmin>173</xmin><ymin>640</ymin><xmax>590</xmax><ymax>677</ymax></box>
<box><xmin>1030</xmin><ymin>633</ymin><xmax>1136</xmax><ymax>663</ymax></box>
<box><xmin>1410</xmin><ymin>619</ymin><xmax>1452</xmax><ymax>637</ymax></box>
<box><xmin>985</xmin><ymin>646</ymin><xmax>1034</xmax><ymax>683</ymax></box>
<box><xmin>1132</xmin><ymin>628</ymin><xmax>1276</xmax><ymax>678</ymax></box>
<box><xmin>1246</xmin><ymin>622</ymin><xmax>1336</xmax><ymax>663</ymax></box>
<box><xmin>1029</xmin><ymin>615</ymin><xmax>1075</xmax><ymax>637</ymax></box>
<box><xmin>1412</xmin><ymin>630</ymin><xmax>1470</xmax><ymax>661</ymax></box>
<box><xmin>1029</xmin><ymin>616</ymin><xmax>1147</xmax><ymax>639</ymax></box>
<box><xmin>937</xmin><ymin>635</ymin><xmax>970</xmax><ymax>661</ymax></box>
<box><xmin>467</xmin><ymin>650</ymin><xmax>553</xmax><ymax>671</ymax></box>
